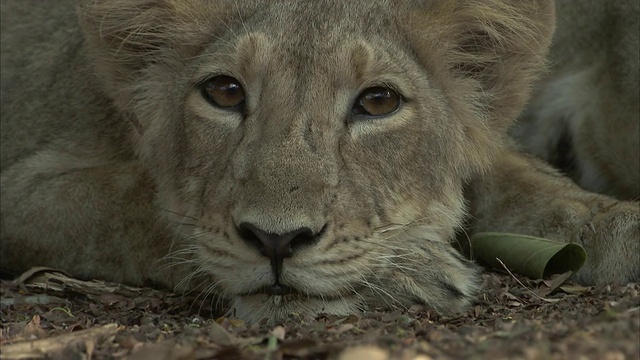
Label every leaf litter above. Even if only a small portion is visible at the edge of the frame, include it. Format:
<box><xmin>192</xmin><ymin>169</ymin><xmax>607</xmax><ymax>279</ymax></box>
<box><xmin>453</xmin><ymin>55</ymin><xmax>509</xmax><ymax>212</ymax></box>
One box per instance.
<box><xmin>0</xmin><ymin>269</ymin><xmax>638</xmax><ymax>359</ymax></box>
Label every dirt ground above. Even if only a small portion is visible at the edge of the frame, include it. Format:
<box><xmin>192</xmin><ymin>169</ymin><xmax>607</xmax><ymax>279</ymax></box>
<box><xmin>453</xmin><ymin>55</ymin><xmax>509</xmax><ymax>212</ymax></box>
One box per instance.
<box><xmin>1</xmin><ymin>268</ymin><xmax>638</xmax><ymax>360</ymax></box>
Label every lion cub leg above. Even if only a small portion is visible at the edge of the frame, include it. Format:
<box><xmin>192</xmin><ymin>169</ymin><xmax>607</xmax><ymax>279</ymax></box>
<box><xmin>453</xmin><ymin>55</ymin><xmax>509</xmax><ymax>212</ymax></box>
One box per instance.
<box><xmin>0</xmin><ymin>151</ymin><xmax>189</xmax><ymax>288</ymax></box>
<box><xmin>465</xmin><ymin>150</ymin><xmax>639</xmax><ymax>285</ymax></box>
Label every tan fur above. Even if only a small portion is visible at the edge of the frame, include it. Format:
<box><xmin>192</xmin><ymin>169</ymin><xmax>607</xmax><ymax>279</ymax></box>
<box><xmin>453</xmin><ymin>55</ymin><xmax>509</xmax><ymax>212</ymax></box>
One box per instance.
<box><xmin>0</xmin><ymin>0</ymin><xmax>637</xmax><ymax>323</ymax></box>
<box><xmin>513</xmin><ymin>0</ymin><xmax>640</xmax><ymax>200</ymax></box>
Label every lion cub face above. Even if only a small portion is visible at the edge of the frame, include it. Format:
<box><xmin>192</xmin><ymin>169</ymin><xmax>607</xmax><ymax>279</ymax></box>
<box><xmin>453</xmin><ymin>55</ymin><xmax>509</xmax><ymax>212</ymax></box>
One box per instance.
<box><xmin>79</xmin><ymin>0</ymin><xmax>554</xmax><ymax>322</ymax></box>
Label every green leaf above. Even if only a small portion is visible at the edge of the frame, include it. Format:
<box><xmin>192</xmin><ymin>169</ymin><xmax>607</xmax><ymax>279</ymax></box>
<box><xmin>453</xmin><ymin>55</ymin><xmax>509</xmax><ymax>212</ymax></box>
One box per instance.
<box><xmin>469</xmin><ymin>232</ymin><xmax>587</xmax><ymax>279</ymax></box>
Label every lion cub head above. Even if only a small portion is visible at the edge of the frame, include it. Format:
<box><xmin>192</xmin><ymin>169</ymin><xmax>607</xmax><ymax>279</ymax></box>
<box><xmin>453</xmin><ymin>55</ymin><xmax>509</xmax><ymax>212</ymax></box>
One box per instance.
<box><xmin>78</xmin><ymin>0</ymin><xmax>554</xmax><ymax>322</ymax></box>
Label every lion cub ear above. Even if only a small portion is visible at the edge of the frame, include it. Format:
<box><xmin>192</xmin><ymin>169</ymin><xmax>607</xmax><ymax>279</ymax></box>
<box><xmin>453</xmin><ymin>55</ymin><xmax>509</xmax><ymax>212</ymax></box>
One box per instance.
<box><xmin>76</xmin><ymin>0</ymin><xmax>248</xmax><ymax>109</ymax></box>
<box><xmin>402</xmin><ymin>0</ymin><xmax>555</xmax><ymax>129</ymax></box>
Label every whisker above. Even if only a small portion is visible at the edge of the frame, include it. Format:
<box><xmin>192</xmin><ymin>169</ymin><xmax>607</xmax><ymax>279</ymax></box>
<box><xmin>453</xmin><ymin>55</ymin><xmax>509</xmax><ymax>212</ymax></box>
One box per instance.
<box><xmin>156</xmin><ymin>206</ymin><xmax>199</xmax><ymax>222</ymax></box>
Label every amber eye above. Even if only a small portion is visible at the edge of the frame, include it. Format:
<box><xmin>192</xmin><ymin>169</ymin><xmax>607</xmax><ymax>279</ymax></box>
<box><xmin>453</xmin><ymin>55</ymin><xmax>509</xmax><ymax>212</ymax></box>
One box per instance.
<box><xmin>201</xmin><ymin>75</ymin><xmax>245</xmax><ymax>109</ymax></box>
<box><xmin>352</xmin><ymin>86</ymin><xmax>401</xmax><ymax>117</ymax></box>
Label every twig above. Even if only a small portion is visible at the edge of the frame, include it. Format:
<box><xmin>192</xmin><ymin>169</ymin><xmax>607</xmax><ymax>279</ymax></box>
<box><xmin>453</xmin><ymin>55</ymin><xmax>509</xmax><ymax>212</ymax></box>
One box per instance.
<box><xmin>0</xmin><ymin>323</ymin><xmax>118</xmax><ymax>360</ymax></box>
<box><xmin>495</xmin><ymin>258</ymin><xmax>560</xmax><ymax>303</ymax></box>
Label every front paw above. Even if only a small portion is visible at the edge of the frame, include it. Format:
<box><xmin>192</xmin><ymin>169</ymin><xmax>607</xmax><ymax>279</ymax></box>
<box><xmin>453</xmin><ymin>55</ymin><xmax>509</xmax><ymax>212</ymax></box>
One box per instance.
<box><xmin>573</xmin><ymin>201</ymin><xmax>640</xmax><ymax>285</ymax></box>
<box><xmin>382</xmin><ymin>244</ymin><xmax>481</xmax><ymax>315</ymax></box>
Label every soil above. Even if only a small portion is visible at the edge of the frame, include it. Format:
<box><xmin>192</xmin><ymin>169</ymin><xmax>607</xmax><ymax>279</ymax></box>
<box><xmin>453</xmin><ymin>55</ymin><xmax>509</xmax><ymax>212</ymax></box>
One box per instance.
<box><xmin>1</xmin><ymin>268</ymin><xmax>638</xmax><ymax>360</ymax></box>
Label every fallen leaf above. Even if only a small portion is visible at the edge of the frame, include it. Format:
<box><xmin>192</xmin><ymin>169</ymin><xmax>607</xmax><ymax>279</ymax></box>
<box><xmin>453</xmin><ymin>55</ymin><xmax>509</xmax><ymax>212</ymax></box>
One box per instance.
<box><xmin>18</xmin><ymin>315</ymin><xmax>47</xmax><ymax>341</ymax></box>
<box><xmin>470</xmin><ymin>233</ymin><xmax>586</xmax><ymax>279</ymax></box>
<box><xmin>207</xmin><ymin>321</ymin><xmax>236</xmax><ymax>347</ymax></box>
<box><xmin>559</xmin><ymin>284</ymin><xmax>591</xmax><ymax>295</ymax></box>
<box><xmin>536</xmin><ymin>271</ymin><xmax>573</xmax><ymax>297</ymax></box>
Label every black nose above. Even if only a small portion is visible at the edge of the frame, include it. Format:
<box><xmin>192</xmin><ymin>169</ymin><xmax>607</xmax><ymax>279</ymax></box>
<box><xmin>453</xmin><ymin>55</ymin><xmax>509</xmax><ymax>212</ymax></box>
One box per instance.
<box><xmin>237</xmin><ymin>223</ymin><xmax>321</xmax><ymax>278</ymax></box>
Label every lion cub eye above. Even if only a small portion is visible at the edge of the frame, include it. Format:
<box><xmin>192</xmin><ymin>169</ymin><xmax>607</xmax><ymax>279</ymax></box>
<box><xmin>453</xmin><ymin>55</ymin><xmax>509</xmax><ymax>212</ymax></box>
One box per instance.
<box><xmin>201</xmin><ymin>75</ymin><xmax>245</xmax><ymax>109</ymax></box>
<box><xmin>352</xmin><ymin>86</ymin><xmax>401</xmax><ymax>117</ymax></box>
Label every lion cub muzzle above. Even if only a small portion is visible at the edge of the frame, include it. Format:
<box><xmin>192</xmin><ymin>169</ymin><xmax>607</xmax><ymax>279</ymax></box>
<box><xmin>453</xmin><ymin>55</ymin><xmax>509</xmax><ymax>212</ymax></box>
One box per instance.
<box><xmin>236</xmin><ymin>222</ymin><xmax>326</xmax><ymax>295</ymax></box>
<box><xmin>228</xmin><ymin>105</ymin><xmax>338</xmax><ymax>295</ymax></box>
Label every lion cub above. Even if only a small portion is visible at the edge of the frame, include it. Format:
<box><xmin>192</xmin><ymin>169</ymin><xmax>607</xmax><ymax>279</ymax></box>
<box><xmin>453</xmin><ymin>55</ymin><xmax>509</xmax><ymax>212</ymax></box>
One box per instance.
<box><xmin>1</xmin><ymin>0</ymin><xmax>637</xmax><ymax>323</ymax></box>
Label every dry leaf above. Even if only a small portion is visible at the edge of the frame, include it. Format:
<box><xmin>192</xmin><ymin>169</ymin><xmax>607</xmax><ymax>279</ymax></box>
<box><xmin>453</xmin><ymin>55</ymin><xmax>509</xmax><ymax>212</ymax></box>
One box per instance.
<box><xmin>536</xmin><ymin>271</ymin><xmax>573</xmax><ymax>297</ymax></box>
<box><xmin>207</xmin><ymin>321</ymin><xmax>236</xmax><ymax>347</ymax></box>
<box><xmin>559</xmin><ymin>284</ymin><xmax>591</xmax><ymax>295</ymax></box>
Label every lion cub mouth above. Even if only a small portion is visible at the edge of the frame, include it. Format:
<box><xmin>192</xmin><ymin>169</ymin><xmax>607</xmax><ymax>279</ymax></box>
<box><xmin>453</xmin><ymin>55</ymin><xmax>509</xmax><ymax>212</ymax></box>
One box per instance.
<box><xmin>243</xmin><ymin>283</ymin><xmax>295</xmax><ymax>297</ymax></box>
<box><xmin>259</xmin><ymin>283</ymin><xmax>293</xmax><ymax>296</ymax></box>
<box><xmin>243</xmin><ymin>284</ymin><xmax>346</xmax><ymax>301</ymax></box>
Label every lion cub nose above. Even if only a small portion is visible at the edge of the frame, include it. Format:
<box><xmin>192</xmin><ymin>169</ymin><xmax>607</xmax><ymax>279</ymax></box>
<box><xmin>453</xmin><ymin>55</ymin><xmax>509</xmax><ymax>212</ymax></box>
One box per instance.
<box><xmin>237</xmin><ymin>223</ymin><xmax>321</xmax><ymax>277</ymax></box>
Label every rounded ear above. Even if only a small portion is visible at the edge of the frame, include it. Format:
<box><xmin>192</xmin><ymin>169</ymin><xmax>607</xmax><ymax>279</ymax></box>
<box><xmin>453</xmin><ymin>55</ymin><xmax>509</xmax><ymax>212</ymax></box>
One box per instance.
<box><xmin>401</xmin><ymin>0</ymin><xmax>556</xmax><ymax>129</ymax></box>
<box><xmin>77</xmin><ymin>0</ymin><xmax>174</xmax><ymax>102</ymax></box>
<box><xmin>76</xmin><ymin>0</ymin><xmax>253</xmax><ymax>110</ymax></box>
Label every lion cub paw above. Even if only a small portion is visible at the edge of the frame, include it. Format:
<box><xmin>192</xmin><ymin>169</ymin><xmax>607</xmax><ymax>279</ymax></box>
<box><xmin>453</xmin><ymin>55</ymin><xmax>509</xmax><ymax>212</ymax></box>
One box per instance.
<box><xmin>572</xmin><ymin>201</ymin><xmax>640</xmax><ymax>285</ymax></box>
<box><xmin>380</xmin><ymin>244</ymin><xmax>481</xmax><ymax>314</ymax></box>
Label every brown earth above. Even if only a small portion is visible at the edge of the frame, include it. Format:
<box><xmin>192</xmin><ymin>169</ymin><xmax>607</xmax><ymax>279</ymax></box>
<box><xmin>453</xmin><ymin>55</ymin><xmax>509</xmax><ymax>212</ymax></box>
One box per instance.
<box><xmin>1</xmin><ymin>268</ymin><xmax>638</xmax><ymax>360</ymax></box>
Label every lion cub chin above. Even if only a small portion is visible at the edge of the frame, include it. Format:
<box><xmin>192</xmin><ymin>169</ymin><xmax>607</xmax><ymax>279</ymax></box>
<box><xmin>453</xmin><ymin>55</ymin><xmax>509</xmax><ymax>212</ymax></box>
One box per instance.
<box><xmin>232</xmin><ymin>295</ymin><xmax>359</xmax><ymax>322</ymax></box>
<box><xmin>1</xmin><ymin>0</ymin><xmax>638</xmax><ymax>324</ymax></box>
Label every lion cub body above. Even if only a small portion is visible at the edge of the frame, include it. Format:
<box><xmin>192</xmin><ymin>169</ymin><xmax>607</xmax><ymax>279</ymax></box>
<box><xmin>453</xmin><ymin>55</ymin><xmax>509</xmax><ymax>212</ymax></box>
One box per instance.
<box><xmin>1</xmin><ymin>0</ymin><xmax>638</xmax><ymax>323</ymax></box>
<box><xmin>514</xmin><ymin>0</ymin><xmax>640</xmax><ymax>200</ymax></box>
